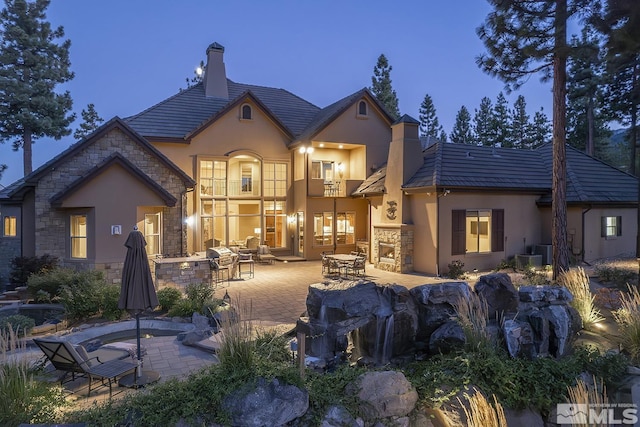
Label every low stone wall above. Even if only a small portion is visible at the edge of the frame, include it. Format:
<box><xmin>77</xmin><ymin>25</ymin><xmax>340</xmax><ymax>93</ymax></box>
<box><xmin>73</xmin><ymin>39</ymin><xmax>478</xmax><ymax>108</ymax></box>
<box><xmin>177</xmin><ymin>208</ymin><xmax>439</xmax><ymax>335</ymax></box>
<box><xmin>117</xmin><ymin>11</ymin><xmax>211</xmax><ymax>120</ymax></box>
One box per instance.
<box><xmin>154</xmin><ymin>257</ymin><xmax>212</xmax><ymax>290</ymax></box>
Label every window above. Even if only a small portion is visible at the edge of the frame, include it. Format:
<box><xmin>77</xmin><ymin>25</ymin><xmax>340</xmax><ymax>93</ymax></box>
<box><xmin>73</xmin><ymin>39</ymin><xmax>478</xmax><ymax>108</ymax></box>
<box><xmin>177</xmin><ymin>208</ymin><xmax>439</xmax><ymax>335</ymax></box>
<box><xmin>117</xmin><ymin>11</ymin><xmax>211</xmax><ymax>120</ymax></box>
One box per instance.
<box><xmin>241</xmin><ymin>163</ymin><xmax>253</xmax><ymax>193</ymax></box>
<box><xmin>313</xmin><ymin>211</ymin><xmax>355</xmax><ymax>246</ymax></box>
<box><xmin>3</xmin><ymin>216</ymin><xmax>16</xmax><ymax>237</ymax></box>
<box><xmin>264</xmin><ymin>201</ymin><xmax>286</xmax><ymax>248</ymax></box>
<box><xmin>451</xmin><ymin>209</ymin><xmax>504</xmax><ymax>255</ymax></box>
<box><xmin>311</xmin><ymin>160</ymin><xmax>335</xmax><ymax>181</ymax></box>
<box><xmin>201</xmin><ymin>199</ymin><xmax>226</xmax><ymax>250</ymax></box>
<box><xmin>264</xmin><ymin>162</ymin><xmax>287</xmax><ymax>197</ymax></box>
<box><xmin>241</xmin><ymin>104</ymin><xmax>252</xmax><ymax>120</ymax></box>
<box><xmin>144</xmin><ymin>213</ymin><xmax>161</xmax><ymax>256</ymax></box>
<box><xmin>70</xmin><ymin>215</ymin><xmax>87</xmax><ymax>259</ymax></box>
<box><xmin>602</xmin><ymin>216</ymin><xmax>622</xmax><ymax>238</ymax></box>
<box><xmin>200</xmin><ymin>160</ymin><xmax>226</xmax><ymax>196</ymax></box>
<box><xmin>357</xmin><ymin>100</ymin><xmax>368</xmax><ymax>117</ymax></box>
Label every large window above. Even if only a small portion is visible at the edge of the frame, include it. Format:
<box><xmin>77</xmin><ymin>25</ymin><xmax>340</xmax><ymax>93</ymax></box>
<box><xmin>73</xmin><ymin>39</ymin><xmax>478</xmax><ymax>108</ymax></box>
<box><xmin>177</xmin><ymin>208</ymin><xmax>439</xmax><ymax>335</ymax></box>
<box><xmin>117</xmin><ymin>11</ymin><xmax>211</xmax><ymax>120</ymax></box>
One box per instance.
<box><xmin>602</xmin><ymin>216</ymin><xmax>622</xmax><ymax>238</ymax></box>
<box><xmin>311</xmin><ymin>160</ymin><xmax>335</xmax><ymax>181</ymax></box>
<box><xmin>201</xmin><ymin>199</ymin><xmax>226</xmax><ymax>250</ymax></box>
<box><xmin>70</xmin><ymin>214</ymin><xmax>87</xmax><ymax>259</ymax></box>
<box><xmin>229</xmin><ymin>156</ymin><xmax>261</xmax><ymax>196</ymax></box>
<box><xmin>200</xmin><ymin>160</ymin><xmax>226</xmax><ymax>196</ymax></box>
<box><xmin>452</xmin><ymin>209</ymin><xmax>504</xmax><ymax>255</ymax></box>
<box><xmin>144</xmin><ymin>213</ymin><xmax>162</xmax><ymax>256</ymax></box>
<box><xmin>3</xmin><ymin>216</ymin><xmax>16</xmax><ymax>237</ymax></box>
<box><xmin>313</xmin><ymin>211</ymin><xmax>355</xmax><ymax>246</ymax></box>
<box><xmin>264</xmin><ymin>162</ymin><xmax>287</xmax><ymax>197</ymax></box>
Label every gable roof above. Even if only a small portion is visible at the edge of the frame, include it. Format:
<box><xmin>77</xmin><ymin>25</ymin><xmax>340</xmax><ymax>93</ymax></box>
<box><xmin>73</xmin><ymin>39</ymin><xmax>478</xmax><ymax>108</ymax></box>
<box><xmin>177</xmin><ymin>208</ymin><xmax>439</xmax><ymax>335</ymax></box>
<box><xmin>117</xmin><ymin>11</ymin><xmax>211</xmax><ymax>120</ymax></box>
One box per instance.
<box><xmin>355</xmin><ymin>141</ymin><xmax>637</xmax><ymax>206</ymax></box>
<box><xmin>294</xmin><ymin>88</ymin><xmax>394</xmax><ymax>143</ymax></box>
<box><xmin>125</xmin><ymin>80</ymin><xmax>320</xmax><ymax>141</ymax></box>
<box><xmin>50</xmin><ymin>153</ymin><xmax>178</xmax><ymax>207</ymax></box>
<box><xmin>0</xmin><ymin>117</ymin><xmax>195</xmax><ymax>202</ymax></box>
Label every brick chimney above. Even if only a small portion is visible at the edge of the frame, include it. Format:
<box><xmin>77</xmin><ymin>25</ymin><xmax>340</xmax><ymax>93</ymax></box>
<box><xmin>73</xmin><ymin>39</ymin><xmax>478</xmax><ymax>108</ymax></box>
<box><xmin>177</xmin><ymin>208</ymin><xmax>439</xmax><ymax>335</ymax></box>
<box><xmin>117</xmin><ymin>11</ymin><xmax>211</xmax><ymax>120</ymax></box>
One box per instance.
<box><xmin>203</xmin><ymin>42</ymin><xmax>229</xmax><ymax>99</ymax></box>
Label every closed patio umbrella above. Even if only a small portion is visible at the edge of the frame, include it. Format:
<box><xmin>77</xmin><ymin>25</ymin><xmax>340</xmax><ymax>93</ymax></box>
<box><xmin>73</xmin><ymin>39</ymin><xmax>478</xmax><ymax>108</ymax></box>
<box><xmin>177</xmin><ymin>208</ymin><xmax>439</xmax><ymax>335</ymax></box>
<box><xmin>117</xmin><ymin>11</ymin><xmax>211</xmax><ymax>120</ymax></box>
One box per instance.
<box><xmin>118</xmin><ymin>227</ymin><xmax>160</xmax><ymax>387</ymax></box>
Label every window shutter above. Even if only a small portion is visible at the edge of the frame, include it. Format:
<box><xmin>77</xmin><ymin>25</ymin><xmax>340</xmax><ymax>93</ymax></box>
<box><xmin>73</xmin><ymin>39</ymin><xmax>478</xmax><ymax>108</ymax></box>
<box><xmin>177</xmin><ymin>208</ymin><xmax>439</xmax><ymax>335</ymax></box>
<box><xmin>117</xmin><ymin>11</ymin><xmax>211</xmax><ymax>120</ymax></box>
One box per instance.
<box><xmin>617</xmin><ymin>216</ymin><xmax>622</xmax><ymax>236</ymax></box>
<box><xmin>601</xmin><ymin>217</ymin><xmax>606</xmax><ymax>237</ymax></box>
<box><xmin>452</xmin><ymin>210</ymin><xmax>465</xmax><ymax>255</ymax></box>
<box><xmin>492</xmin><ymin>209</ymin><xmax>504</xmax><ymax>252</ymax></box>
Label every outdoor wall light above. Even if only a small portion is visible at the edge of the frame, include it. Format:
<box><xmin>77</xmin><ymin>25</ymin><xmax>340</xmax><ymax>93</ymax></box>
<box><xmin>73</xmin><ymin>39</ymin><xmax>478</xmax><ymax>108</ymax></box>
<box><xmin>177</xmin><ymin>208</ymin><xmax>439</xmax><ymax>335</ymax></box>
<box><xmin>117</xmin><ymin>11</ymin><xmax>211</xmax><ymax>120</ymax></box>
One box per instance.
<box><xmin>184</xmin><ymin>216</ymin><xmax>195</xmax><ymax>227</ymax></box>
<box><xmin>298</xmin><ymin>146</ymin><xmax>314</xmax><ymax>154</ymax></box>
<box><xmin>287</xmin><ymin>214</ymin><xmax>296</xmax><ymax>224</ymax></box>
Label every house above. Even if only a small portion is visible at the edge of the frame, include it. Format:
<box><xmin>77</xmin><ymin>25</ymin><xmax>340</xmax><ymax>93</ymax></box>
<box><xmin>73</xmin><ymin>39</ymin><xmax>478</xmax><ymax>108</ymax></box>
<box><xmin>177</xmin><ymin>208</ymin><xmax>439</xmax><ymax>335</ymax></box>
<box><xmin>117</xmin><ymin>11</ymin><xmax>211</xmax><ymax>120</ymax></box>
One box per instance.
<box><xmin>0</xmin><ymin>41</ymin><xmax>636</xmax><ymax>287</ymax></box>
<box><xmin>354</xmin><ymin>115</ymin><xmax>637</xmax><ymax>275</ymax></box>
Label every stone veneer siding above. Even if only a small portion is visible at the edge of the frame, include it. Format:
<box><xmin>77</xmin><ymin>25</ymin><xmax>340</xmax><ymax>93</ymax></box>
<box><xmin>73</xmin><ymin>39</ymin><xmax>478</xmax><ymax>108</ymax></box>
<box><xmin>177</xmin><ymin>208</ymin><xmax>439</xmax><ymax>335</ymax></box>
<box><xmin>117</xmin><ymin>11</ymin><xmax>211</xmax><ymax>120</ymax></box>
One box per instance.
<box><xmin>34</xmin><ymin>127</ymin><xmax>189</xmax><ymax>284</ymax></box>
<box><xmin>0</xmin><ymin>237</ymin><xmax>21</xmax><ymax>288</ymax></box>
<box><xmin>373</xmin><ymin>225</ymin><xmax>414</xmax><ymax>273</ymax></box>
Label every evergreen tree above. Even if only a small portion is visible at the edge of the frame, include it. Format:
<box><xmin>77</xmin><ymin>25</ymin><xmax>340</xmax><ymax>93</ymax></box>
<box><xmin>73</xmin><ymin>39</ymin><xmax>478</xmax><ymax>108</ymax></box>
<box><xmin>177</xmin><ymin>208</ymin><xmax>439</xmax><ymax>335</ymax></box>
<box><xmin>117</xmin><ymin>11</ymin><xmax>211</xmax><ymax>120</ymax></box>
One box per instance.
<box><xmin>0</xmin><ymin>0</ymin><xmax>75</xmax><ymax>176</ymax></box>
<box><xmin>450</xmin><ymin>106</ymin><xmax>473</xmax><ymax>144</ymax></box>
<box><xmin>418</xmin><ymin>94</ymin><xmax>441</xmax><ymax>138</ymax></box>
<box><xmin>510</xmin><ymin>95</ymin><xmax>531</xmax><ymax>149</ymax></box>
<box><xmin>477</xmin><ymin>0</ymin><xmax>592</xmax><ymax>277</ymax></box>
<box><xmin>492</xmin><ymin>92</ymin><xmax>511</xmax><ymax>147</ymax></box>
<box><xmin>567</xmin><ymin>26</ymin><xmax>610</xmax><ymax>157</ymax></box>
<box><xmin>438</xmin><ymin>127</ymin><xmax>448</xmax><ymax>143</ymax></box>
<box><xmin>370</xmin><ymin>54</ymin><xmax>400</xmax><ymax>120</ymax></box>
<box><xmin>73</xmin><ymin>103</ymin><xmax>104</xmax><ymax>140</ymax></box>
<box><xmin>473</xmin><ymin>97</ymin><xmax>494</xmax><ymax>146</ymax></box>
<box><xmin>531</xmin><ymin>107</ymin><xmax>552</xmax><ymax>148</ymax></box>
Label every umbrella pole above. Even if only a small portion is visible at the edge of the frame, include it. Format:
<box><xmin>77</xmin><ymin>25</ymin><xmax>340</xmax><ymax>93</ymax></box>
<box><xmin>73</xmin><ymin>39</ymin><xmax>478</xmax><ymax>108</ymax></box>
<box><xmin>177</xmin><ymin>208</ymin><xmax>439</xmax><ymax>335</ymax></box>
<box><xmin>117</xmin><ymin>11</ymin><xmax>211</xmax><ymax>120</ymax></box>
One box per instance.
<box><xmin>136</xmin><ymin>312</ymin><xmax>142</xmax><ymax>380</ymax></box>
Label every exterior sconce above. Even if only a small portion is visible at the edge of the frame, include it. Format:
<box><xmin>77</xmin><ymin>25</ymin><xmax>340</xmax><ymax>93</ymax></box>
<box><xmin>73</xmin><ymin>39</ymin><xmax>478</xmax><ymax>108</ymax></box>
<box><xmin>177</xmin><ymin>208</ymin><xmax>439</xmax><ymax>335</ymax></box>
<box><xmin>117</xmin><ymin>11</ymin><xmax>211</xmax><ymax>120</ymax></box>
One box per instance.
<box><xmin>287</xmin><ymin>214</ymin><xmax>296</xmax><ymax>224</ymax></box>
<box><xmin>337</xmin><ymin>162</ymin><xmax>345</xmax><ymax>179</ymax></box>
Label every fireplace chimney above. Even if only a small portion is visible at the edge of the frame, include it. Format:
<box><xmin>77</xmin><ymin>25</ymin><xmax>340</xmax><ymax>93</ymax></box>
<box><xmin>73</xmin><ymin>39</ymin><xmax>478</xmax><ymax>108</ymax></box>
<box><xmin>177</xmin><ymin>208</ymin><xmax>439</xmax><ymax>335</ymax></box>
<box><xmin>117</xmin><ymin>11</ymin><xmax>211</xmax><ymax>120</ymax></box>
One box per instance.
<box><xmin>203</xmin><ymin>42</ymin><xmax>229</xmax><ymax>99</ymax></box>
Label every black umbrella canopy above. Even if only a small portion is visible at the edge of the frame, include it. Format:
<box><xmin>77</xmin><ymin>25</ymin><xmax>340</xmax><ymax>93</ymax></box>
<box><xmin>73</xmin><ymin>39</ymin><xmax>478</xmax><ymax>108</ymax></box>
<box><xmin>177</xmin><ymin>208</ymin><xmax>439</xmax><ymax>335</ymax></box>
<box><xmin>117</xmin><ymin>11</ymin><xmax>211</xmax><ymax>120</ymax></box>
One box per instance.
<box><xmin>118</xmin><ymin>229</ymin><xmax>159</xmax><ymax>314</ymax></box>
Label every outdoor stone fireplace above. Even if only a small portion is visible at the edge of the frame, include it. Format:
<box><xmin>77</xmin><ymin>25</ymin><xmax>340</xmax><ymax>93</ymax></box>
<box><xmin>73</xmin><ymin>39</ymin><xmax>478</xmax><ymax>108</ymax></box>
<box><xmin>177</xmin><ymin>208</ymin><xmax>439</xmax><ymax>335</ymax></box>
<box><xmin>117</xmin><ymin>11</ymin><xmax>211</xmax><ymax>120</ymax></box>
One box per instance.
<box><xmin>373</xmin><ymin>225</ymin><xmax>413</xmax><ymax>273</ymax></box>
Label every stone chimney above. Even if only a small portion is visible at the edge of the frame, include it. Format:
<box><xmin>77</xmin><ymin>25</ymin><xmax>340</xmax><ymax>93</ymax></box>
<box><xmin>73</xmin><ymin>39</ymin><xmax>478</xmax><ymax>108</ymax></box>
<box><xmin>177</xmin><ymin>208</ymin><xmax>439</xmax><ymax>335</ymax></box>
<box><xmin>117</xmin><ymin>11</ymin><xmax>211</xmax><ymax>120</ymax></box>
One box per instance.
<box><xmin>203</xmin><ymin>42</ymin><xmax>228</xmax><ymax>99</ymax></box>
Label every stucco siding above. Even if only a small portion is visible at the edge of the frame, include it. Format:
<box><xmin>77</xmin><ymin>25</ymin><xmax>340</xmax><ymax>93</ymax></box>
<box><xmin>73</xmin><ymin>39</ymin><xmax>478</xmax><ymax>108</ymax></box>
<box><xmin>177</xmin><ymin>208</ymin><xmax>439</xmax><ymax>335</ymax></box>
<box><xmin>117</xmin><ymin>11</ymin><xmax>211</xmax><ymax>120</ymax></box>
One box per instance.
<box><xmin>409</xmin><ymin>193</ymin><xmax>438</xmax><ymax>275</ymax></box>
<box><xmin>584</xmin><ymin>207</ymin><xmax>636</xmax><ymax>262</ymax></box>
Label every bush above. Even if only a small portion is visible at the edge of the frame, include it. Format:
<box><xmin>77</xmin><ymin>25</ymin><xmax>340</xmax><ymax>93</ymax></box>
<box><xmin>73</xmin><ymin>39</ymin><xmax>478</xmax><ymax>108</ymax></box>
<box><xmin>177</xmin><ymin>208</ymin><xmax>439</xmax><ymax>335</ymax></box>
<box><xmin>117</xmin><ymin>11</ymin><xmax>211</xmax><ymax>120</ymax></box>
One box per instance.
<box><xmin>447</xmin><ymin>260</ymin><xmax>465</xmax><ymax>279</ymax></box>
<box><xmin>9</xmin><ymin>254</ymin><xmax>58</xmax><ymax>287</ymax></box>
<box><xmin>100</xmin><ymin>284</ymin><xmax>126</xmax><ymax>321</ymax></box>
<box><xmin>0</xmin><ymin>328</ymin><xmax>68</xmax><ymax>425</ymax></box>
<box><xmin>185</xmin><ymin>282</ymin><xmax>215</xmax><ymax>313</ymax></box>
<box><xmin>157</xmin><ymin>287</ymin><xmax>182</xmax><ymax>311</ymax></box>
<box><xmin>167</xmin><ymin>299</ymin><xmax>197</xmax><ymax>318</ymax></box>
<box><xmin>0</xmin><ymin>314</ymin><xmax>35</xmax><ymax>336</ymax></box>
<box><xmin>27</xmin><ymin>268</ymin><xmax>75</xmax><ymax>302</ymax></box>
<box><xmin>41</xmin><ymin>269</ymin><xmax>106</xmax><ymax>320</ymax></box>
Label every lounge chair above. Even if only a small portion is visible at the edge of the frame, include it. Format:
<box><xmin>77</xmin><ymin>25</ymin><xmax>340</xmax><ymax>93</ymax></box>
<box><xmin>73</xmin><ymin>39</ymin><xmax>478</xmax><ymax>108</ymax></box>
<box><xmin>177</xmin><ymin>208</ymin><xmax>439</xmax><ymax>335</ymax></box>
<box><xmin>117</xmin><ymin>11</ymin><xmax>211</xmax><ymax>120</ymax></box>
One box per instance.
<box><xmin>33</xmin><ymin>337</ymin><xmax>137</xmax><ymax>397</ymax></box>
<box><xmin>256</xmin><ymin>245</ymin><xmax>276</xmax><ymax>264</ymax></box>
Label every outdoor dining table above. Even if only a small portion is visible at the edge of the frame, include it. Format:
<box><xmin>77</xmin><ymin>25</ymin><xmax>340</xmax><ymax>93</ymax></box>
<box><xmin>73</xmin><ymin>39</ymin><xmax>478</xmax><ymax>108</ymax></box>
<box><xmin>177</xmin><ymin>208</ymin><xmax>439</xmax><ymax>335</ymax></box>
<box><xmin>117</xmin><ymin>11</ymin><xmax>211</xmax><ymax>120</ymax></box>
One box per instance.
<box><xmin>326</xmin><ymin>254</ymin><xmax>360</xmax><ymax>263</ymax></box>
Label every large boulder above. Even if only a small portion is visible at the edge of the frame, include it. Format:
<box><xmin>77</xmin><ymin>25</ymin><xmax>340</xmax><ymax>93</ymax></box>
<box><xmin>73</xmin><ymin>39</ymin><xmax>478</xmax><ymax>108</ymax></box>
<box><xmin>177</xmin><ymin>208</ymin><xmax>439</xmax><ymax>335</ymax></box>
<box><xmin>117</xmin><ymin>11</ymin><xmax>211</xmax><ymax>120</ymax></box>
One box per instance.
<box><xmin>523</xmin><ymin>305</ymin><xmax>581</xmax><ymax>357</ymax></box>
<box><xmin>222</xmin><ymin>377</ymin><xmax>308</xmax><ymax>426</ymax></box>
<box><xmin>502</xmin><ymin>319</ymin><xmax>536</xmax><ymax>359</ymax></box>
<box><xmin>429</xmin><ymin>320</ymin><xmax>466</xmax><ymax>354</ymax></box>
<box><xmin>320</xmin><ymin>405</ymin><xmax>363</xmax><ymax>427</ymax></box>
<box><xmin>475</xmin><ymin>273</ymin><xmax>519</xmax><ymax>318</ymax></box>
<box><xmin>410</xmin><ymin>282</ymin><xmax>471</xmax><ymax>341</ymax></box>
<box><xmin>345</xmin><ymin>371</ymin><xmax>418</xmax><ymax>420</ymax></box>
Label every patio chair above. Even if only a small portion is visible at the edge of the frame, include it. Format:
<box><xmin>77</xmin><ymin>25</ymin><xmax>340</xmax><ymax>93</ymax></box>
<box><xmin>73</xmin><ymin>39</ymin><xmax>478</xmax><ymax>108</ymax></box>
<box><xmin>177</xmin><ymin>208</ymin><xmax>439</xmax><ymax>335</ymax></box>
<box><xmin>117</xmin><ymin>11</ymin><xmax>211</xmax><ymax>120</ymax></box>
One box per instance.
<box><xmin>343</xmin><ymin>256</ymin><xmax>366</xmax><ymax>279</ymax></box>
<box><xmin>256</xmin><ymin>245</ymin><xmax>276</xmax><ymax>264</ymax></box>
<box><xmin>321</xmin><ymin>252</ymin><xmax>340</xmax><ymax>276</ymax></box>
<box><xmin>34</xmin><ymin>337</ymin><xmax>137</xmax><ymax>397</ymax></box>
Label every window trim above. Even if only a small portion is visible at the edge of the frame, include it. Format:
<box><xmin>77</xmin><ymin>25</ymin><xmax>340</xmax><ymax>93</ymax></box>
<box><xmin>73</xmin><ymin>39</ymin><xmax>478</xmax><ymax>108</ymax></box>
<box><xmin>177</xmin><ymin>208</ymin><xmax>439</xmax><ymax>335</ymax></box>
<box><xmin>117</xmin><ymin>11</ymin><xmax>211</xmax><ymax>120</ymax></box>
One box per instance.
<box><xmin>601</xmin><ymin>216</ymin><xmax>622</xmax><ymax>239</ymax></box>
<box><xmin>3</xmin><ymin>215</ymin><xmax>17</xmax><ymax>237</ymax></box>
<box><xmin>357</xmin><ymin>100</ymin><xmax>368</xmax><ymax>118</ymax></box>
<box><xmin>240</xmin><ymin>103</ymin><xmax>253</xmax><ymax>121</ymax></box>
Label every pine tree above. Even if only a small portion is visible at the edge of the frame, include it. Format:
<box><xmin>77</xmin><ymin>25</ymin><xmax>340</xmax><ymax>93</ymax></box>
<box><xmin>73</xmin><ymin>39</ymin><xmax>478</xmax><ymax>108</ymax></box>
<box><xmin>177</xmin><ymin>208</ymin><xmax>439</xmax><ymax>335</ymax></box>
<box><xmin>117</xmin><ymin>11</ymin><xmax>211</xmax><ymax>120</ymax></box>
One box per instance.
<box><xmin>477</xmin><ymin>0</ymin><xmax>592</xmax><ymax>278</ymax></box>
<box><xmin>0</xmin><ymin>0</ymin><xmax>75</xmax><ymax>176</ymax></box>
<box><xmin>73</xmin><ymin>104</ymin><xmax>104</xmax><ymax>140</ymax></box>
<box><xmin>474</xmin><ymin>97</ymin><xmax>494</xmax><ymax>146</ymax></box>
<box><xmin>418</xmin><ymin>94</ymin><xmax>441</xmax><ymax>138</ymax></box>
<box><xmin>531</xmin><ymin>108</ymin><xmax>552</xmax><ymax>148</ymax></box>
<box><xmin>370</xmin><ymin>54</ymin><xmax>400</xmax><ymax>120</ymax></box>
<box><xmin>510</xmin><ymin>95</ymin><xmax>531</xmax><ymax>149</ymax></box>
<box><xmin>450</xmin><ymin>106</ymin><xmax>473</xmax><ymax>144</ymax></box>
<box><xmin>492</xmin><ymin>92</ymin><xmax>511</xmax><ymax>148</ymax></box>
<box><xmin>438</xmin><ymin>127</ymin><xmax>448</xmax><ymax>143</ymax></box>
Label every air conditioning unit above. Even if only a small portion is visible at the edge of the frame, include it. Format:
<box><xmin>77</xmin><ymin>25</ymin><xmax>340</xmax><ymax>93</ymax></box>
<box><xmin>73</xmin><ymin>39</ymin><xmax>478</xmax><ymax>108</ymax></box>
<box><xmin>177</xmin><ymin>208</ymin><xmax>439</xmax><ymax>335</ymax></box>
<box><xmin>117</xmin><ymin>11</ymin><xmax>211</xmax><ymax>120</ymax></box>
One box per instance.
<box><xmin>535</xmin><ymin>244</ymin><xmax>553</xmax><ymax>265</ymax></box>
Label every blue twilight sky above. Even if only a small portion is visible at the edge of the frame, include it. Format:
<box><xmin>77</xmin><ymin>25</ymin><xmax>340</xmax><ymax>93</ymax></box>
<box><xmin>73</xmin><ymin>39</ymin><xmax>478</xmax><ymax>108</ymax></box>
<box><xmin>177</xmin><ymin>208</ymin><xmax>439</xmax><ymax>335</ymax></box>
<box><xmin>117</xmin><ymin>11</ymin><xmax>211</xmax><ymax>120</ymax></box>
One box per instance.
<box><xmin>0</xmin><ymin>0</ymin><xmax>559</xmax><ymax>188</ymax></box>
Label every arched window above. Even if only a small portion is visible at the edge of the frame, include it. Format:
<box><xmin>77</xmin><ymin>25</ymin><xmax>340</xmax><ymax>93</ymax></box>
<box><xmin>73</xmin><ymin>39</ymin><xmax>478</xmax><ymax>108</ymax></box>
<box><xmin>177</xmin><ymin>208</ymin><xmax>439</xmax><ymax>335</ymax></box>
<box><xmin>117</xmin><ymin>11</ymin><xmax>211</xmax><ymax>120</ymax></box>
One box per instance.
<box><xmin>357</xmin><ymin>100</ymin><xmax>368</xmax><ymax>117</ymax></box>
<box><xmin>241</xmin><ymin>104</ymin><xmax>252</xmax><ymax>120</ymax></box>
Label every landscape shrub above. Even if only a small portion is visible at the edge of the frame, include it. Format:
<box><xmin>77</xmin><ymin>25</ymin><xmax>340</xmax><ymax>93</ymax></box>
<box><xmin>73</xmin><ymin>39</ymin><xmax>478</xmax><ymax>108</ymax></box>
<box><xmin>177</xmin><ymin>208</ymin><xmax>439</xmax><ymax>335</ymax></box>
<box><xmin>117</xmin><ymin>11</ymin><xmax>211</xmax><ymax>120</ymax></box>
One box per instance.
<box><xmin>9</xmin><ymin>254</ymin><xmax>58</xmax><ymax>287</ymax></box>
<box><xmin>167</xmin><ymin>299</ymin><xmax>197</xmax><ymax>318</ymax></box>
<box><xmin>447</xmin><ymin>260</ymin><xmax>466</xmax><ymax>279</ymax></box>
<box><xmin>594</xmin><ymin>262</ymin><xmax>638</xmax><ymax>289</ymax></box>
<box><xmin>100</xmin><ymin>284</ymin><xmax>125</xmax><ymax>321</ymax></box>
<box><xmin>449</xmin><ymin>387</ymin><xmax>506</xmax><ymax>427</ymax></box>
<box><xmin>0</xmin><ymin>314</ymin><xmax>35</xmax><ymax>336</ymax></box>
<box><xmin>157</xmin><ymin>287</ymin><xmax>182</xmax><ymax>311</ymax></box>
<box><xmin>455</xmin><ymin>292</ymin><xmax>494</xmax><ymax>351</ymax></box>
<box><xmin>217</xmin><ymin>299</ymin><xmax>255</xmax><ymax>375</ymax></box>
<box><xmin>557</xmin><ymin>267</ymin><xmax>604</xmax><ymax>330</ymax></box>
<box><xmin>27</xmin><ymin>268</ymin><xmax>76</xmax><ymax>302</ymax></box>
<box><xmin>0</xmin><ymin>328</ymin><xmax>67</xmax><ymax>426</ymax></box>
<box><xmin>185</xmin><ymin>282</ymin><xmax>215</xmax><ymax>313</ymax></box>
<box><xmin>55</xmin><ymin>269</ymin><xmax>107</xmax><ymax>320</ymax></box>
